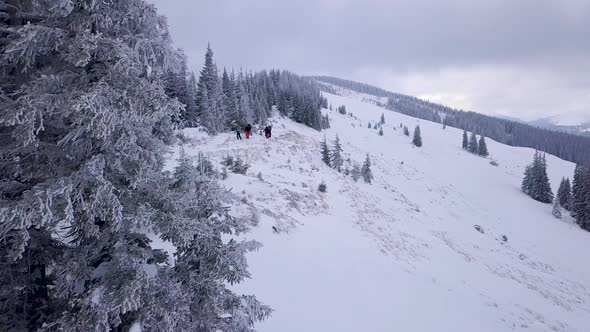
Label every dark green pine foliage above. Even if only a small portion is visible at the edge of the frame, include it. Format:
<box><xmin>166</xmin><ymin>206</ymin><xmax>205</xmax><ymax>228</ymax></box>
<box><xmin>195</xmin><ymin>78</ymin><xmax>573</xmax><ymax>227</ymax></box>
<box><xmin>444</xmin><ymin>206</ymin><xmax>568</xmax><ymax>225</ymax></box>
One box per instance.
<box><xmin>521</xmin><ymin>151</ymin><xmax>554</xmax><ymax>203</ymax></box>
<box><xmin>522</xmin><ymin>165</ymin><xmax>534</xmax><ymax>194</ymax></box>
<box><xmin>321</xmin><ymin>136</ymin><xmax>331</xmax><ymax>167</ymax></box>
<box><xmin>330</xmin><ymin>135</ymin><xmax>344</xmax><ymax>172</ymax></box>
<box><xmin>557</xmin><ymin>177</ymin><xmax>572</xmax><ymax>211</ymax></box>
<box><xmin>478</xmin><ymin>136</ymin><xmax>489</xmax><ymax>157</ymax></box>
<box><xmin>552</xmin><ymin>198</ymin><xmax>562</xmax><ymax>219</ymax></box>
<box><xmin>462</xmin><ymin>130</ymin><xmax>468</xmax><ymax>150</ymax></box>
<box><xmin>361</xmin><ymin>154</ymin><xmax>373</xmax><ymax>184</ymax></box>
<box><xmin>412</xmin><ymin>125</ymin><xmax>422</xmax><ymax>147</ymax></box>
<box><xmin>468</xmin><ymin>132</ymin><xmax>479</xmax><ymax>154</ymax></box>
<box><xmin>572</xmin><ymin>164</ymin><xmax>590</xmax><ymax>230</ymax></box>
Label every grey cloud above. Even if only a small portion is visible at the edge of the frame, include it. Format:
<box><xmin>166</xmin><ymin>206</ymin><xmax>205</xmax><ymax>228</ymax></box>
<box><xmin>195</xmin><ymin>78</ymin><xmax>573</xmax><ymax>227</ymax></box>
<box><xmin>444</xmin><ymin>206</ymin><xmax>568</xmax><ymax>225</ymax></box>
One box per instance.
<box><xmin>150</xmin><ymin>0</ymin><xmax>590</xmax><ymax>120</ymax></box>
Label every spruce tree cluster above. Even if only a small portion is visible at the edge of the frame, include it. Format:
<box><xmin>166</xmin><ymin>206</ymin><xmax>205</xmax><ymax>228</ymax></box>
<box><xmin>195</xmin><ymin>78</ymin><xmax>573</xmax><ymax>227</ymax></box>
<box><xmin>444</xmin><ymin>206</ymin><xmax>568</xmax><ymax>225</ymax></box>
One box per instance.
<box><xmin>521</xmin><ymin>152</ymin><xmax>554</xmax><ymax>203</ymax></box>
<box><xmin>319</xmin><ymin>136</ymin><xmax>373</xmax><ymax>184</ymax></box>
<box><xmin>0</xmin><ymin>2</ymin><xmax>270</xmax><ymax>330</ymax></box>
<box><xmin>572</xmin><ymin>165</ymin><xmax>590</xmax><ymax>230</ymax></box>
<box><xmin>168</xmin><ymin>48</ymin><xmax>327</xmax><ymax>133</ymax></box>
<box><xmin>462</xmin><ymin>131</ymin><xmax>489</xmax><ymax>157</ymax></box>
<box><xmin>337</xmin><ymin>105</ymin><xmax>347</xmax><ymax>114</ymax></box>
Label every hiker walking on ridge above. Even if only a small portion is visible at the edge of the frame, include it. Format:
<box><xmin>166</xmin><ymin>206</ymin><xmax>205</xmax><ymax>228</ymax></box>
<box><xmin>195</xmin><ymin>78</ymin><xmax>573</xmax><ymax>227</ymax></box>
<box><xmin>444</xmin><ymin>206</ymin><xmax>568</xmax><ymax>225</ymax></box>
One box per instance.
<box><xmin>235</xmin><ymin>126</ymin><xmax>242</xmax><ymax>140</ymax></box>
<box><xmin>264</xmin><ymin>125</ymin><xmax>272</xmax><ymax>139</ymax></box>
<box><xmin>245</xmin><ymin>123</ymin><xmax>252</xmax><ymax>139</ymax></box>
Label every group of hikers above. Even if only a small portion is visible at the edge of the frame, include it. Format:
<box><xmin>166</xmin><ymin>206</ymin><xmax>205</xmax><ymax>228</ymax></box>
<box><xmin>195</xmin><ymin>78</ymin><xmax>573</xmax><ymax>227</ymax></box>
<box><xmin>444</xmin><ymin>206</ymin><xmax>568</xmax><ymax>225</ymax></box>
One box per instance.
<box><xmin>235</xmin><ymin>123</ymin><xmax>272</xmax><ymax>140</ymax></box>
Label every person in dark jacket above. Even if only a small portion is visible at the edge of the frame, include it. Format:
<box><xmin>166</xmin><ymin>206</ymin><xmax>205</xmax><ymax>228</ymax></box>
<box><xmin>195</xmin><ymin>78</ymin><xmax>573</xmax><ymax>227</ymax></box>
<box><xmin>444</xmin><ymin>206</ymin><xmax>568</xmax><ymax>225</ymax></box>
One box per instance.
<box><xmin>245</xmin><ymin>123</ymin><xmax>252</xmax><ymax>139</ymax></box>
<box><xmin>264</xmin><ymin>125</ymin><xmax>272</xmax><ymax>139</ymax></box>
<box><xmin>235</xmin><ymin>127</ymin><xmax>242</xmax><ymax>140</ymax></box>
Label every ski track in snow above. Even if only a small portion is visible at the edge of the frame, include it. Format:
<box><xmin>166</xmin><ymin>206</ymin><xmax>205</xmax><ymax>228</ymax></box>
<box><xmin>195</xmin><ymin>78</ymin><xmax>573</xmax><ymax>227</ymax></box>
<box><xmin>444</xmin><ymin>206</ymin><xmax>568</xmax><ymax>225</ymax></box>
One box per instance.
<box><xmin>171</xmin><ymin>90</ymin><xmax>590</xmax><ymax>332</ymax></box>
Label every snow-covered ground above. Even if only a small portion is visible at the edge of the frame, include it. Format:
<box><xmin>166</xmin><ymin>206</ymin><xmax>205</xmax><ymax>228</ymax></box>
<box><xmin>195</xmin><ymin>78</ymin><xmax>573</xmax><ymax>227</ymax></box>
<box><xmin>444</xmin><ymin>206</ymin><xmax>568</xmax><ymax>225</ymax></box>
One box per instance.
<box><xmin>173</xmin><ymin>90</ymin><xmax>590</xmax><ymax>332</ymax></box>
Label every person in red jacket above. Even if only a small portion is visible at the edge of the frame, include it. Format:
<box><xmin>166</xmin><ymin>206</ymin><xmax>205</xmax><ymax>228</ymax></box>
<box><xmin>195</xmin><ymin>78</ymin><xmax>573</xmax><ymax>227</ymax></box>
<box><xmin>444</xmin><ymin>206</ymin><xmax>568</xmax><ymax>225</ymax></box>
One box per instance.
<box><xmin>245</xmin><ymin>123</ymin><xmax>252</xmax><ymax>139</ymax></box>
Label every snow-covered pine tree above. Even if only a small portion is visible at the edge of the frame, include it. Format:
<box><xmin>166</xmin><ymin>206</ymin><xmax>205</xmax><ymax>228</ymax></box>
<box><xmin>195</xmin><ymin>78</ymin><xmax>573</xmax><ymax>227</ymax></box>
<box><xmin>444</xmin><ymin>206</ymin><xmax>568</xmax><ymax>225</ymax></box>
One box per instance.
<box><xmin>222</xmin><ymin>68</ymin><xmax>239</xmax><ymax>127</ymax></box>
<box><xmin>330</xmin><ymin>135</ymin><xmax>344</xmax><ymax>172</ymax></box>
<box><xmin>572</xmin><ymin>165</ymin><xmax>590</xmax><ymax>229</ymax></box>
<box><xmin>522</xmin><ymin>165</ymin><xmax>533</xmax><ymax>195</ymax></box>
<box><xmin>462</xmin><ymin>130</ymin><xmax>469</xmax><ymax>150</ymax></box>
<box><xmin>412</xmin><ymin>125</ymin><xmax>422</xmax><ymax>147</ymax></box>
<box><xmin>196</xmin><ymin>45</ymin><xmax>227</xmax><ymax>133</ymax></box>
<box><xmin>478</xmin><ymin>136</ymin><xmax>489</xmax><ymax>157</ymax></box>
<box><xmin>379</xmin><ymin>127</ymin><xmax>384</xmax><ymax>136</ymax></box>
<box><xmin>468</xmin><ymin>132</ymin><xmax>479</xmax><ymax>154</ymax></box>
<box><xmin>321</xmin><ymin>136</ymin><xmax>331</xmax><ymax>166</ymax></box>
<box><xmin>552</xmin><ymin>198</ymin><xmax>562</xmax><ymax>219</ymax></box>
<box><xmin>572</xmin><ymin>164</ymin><xmax>585</xmax><ymax>219</ymax></box>
<box><xmin>209</xmin><ymin>77</ymin><xmax>227</xmax><ymax>133</ymax></box>
<box><xmin>238</xmin><ymin>79</ymin><xmax>254</xmax><ymax>126</ymax></box>
<box><xmin>0</xmin><ymin>1</ymin><xmax>269</xmax><ymax>330</ymax></box>
<box><xmin>186</xmin><ymin>72</ymin><xmax>199</xmax><ymax>126</ymax></box>
<box><xmin>557</xmin><ymin>177</ymin><xmax>573</xmax><ymax>211</ymax></box>
<box><xmin>351</xmin><ymin>162</ymin><xmax>361</xmax><ymax>182</ymax></box>
<box><xmin>368</xmin><ymin>122</ymin><xmax>372</xmax><ymax>129</ymax></box>
<box><xmin>403</xmin><ymin>126</ymin><xmax>410</xmax><ymax>136</ymax></box>
<box><xmin>522</xmin><ymin>152</ymin><xmax>554</xmax><ymax>203</ymax></box>
<box><xmin>163</xmin><ymin>53</ymin><xmax>195</xmax><ymax>126</ymax></box>
<box><xmin>380</xmin><ymin>113</ymin><xmax>385</xmax><ymax>124</ymax></box>
<box><xmin>321</xmin><ymin>114</ymin><xmax>331</xmax><ymax>129</ymax></box>
<box><xmin>535</xmin><ymin>153</ymin><xmax>554</xmax><ymax>203</ymax></box>
<box><xmin>361</xmin><ymin>154</ymin><xmax>374</xmax><ymax>184</ymax></box>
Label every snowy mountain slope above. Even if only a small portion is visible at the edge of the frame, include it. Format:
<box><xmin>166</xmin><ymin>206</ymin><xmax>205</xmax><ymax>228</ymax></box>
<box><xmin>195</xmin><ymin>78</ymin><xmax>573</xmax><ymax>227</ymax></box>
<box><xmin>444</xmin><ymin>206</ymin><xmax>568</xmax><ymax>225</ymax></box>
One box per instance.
<box><xmin>172</xmin><ymin>90</ymin><xmax>590</xmax><ymax>332</ymax></box>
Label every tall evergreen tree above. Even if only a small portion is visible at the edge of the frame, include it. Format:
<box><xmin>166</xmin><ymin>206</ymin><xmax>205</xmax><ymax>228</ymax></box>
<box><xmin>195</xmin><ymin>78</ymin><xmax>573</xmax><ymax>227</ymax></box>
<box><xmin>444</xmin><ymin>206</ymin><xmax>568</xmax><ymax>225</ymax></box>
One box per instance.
<box><xmin>351</xmin><ymin>162</ymin><xmax>361</xmax><ymax>182</ymax></box>
<box><xmin>552</xmin><ymin>198</ymin><xmax>562</xmax><ymax>219</ymax></box>
<box><xmin>380</xmin><ymin>113</ymin><xmax>385</xmax><ymax>124</ymax></box>
<box><xmin>522</xmin><ymin>152</ymin><xmax>553</xmax><ymax>203</ymax></box>
<box><xmin>196</xmin><ymin>44</ymin><xmax>225</xmax><ymax>133</ymax></box>
<box><xmin>321</xmin><ymin>136</ymin><xmax>331</xmax><ymax>167</ymax></box>
<box><xmin>361</xmin><ymin>154</ymin><xmax>374</xmax><ymax>184</ymax></box>
<box><xmin>412</xmin><ymin>125</ymin><xmax>422</xmax><ymax>147</ymax></box>
<box><xmin>572</xmin><ymin>165</ymin><xmax>590</xmax><ymax>229</ymax></box>
<box><xmin>238</xmin><ymin>77</ymin><xmax>253</xmax><ymax>126</ymax></box>
<box><xmin>468</xmin><ymin>132</ymin><xmax>479</xmax><ymax>154</ymax></box>
<box><xmin>221</xmin><ymin>68</ymin><xmax>239</xmax><ymax>127</ymax></box>
<box><xmin>462</xmin><ymin>130</ymin><xmax>469</xmax><ymax>150</ymax></box>
<box><xmin>0</xmin><ymin>1</ymin><xmax>270</xmax><ymax>330</ymax></box>
<box><xmin>330</xmin><ymin>135</ymin><xmax>344</xmax><ymax>172</ymax></box>
<box><xmin>557</xmin><ymin>177</ymin><xmax>573</xmax><ymax>211</ymax></box>
<box><xmin>535</xmin><ymin>153</ymin><xmax>554</xmax><ymax>203</ymax></box>
<box><xmin>478</xmin><ymin>136</ymin><xmax>489</xmax><ymax>157</ymax></box>
<box><xmin>522</xmin><ymin>165</ymin><xmax>534</xmax><ymax>195</ymax></box>
<box><xmin>403</xmin><ymin>126</ymin><xmax>410</xmax><ymax>136</ymax></box>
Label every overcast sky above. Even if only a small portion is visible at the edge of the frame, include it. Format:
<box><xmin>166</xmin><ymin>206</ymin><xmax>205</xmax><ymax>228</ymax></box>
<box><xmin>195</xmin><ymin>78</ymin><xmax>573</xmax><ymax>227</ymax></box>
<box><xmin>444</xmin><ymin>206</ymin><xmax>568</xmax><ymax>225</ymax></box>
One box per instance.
<box><xmin>150</xmin><ymin>0</ymin><xmax>590</xmax><ymax>122</ymax></box>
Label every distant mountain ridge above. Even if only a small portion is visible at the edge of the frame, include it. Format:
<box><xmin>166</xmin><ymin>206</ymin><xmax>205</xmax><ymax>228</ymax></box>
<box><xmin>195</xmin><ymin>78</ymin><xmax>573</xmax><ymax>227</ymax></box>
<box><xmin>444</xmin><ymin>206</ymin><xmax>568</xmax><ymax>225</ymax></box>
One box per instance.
<box><xmin>528</xmin><ymin>117</ymin><xmax>590</xmax><ymax>138</ymax></box>
<box><xmin>311</xmin><ymin>76</ymin><xmax>590</xmax><ymax>166</ymax></box>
